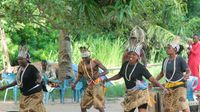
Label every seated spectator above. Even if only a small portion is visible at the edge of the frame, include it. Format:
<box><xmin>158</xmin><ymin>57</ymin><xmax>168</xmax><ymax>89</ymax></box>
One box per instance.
<box><xmin>40</xmin><ymin>60</ymin><xmax>57</xmax><ymax>81</ymax></box>
<box><xmin>40</xmin><ymin>60</ymin><xmax>59</xmax><ymax>89</ymax></box>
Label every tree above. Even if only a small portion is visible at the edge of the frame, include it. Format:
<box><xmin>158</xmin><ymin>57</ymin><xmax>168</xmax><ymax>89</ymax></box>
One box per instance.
<box><xmin>0</xmin><ymin>0</ymin><xmax>104</xmax><ymax>80</ymax></box>
<box><xmin>0</xmin><ymin>0</ymin><xmax>200</xmax><ymax>70</ymax></box>
<box><xmin>0</xmin><ymin>24</ymin><xmax>11</xmax><ymax>70</ymax></box>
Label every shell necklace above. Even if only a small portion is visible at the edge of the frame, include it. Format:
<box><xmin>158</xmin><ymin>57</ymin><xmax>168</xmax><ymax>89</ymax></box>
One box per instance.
<box><xmin>125</xmin><ymin>62</ymin><xmax>138</xmax><ymax>81</ymax></box>
<box><xmin>83</xmin><ymin>60</ymin><xmax>94</xmax><ymax>82</ymax></box>
<box><xmin>163</xmin><ymin>56</ymin><xmax>183</xmax><ymax>82</ymax></box>
<box><xmin>16</xmin><ymin>64</ymin><xmax>29</xmax><ymax>87</ymax></box>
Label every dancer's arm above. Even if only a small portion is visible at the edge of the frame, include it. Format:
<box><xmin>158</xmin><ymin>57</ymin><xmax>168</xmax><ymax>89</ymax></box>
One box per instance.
<box><xmin>36</xmin><ymin>73</ymin><xmax>42</xmax><ymax>84</ymax></box>
<box><xmin>149</xmin><ymin>77</ymin><xmax>166</xmax><ymax>90</ymax></box>
<box><xmin>156</xmin><ymin>72</ymin><xmax>164</xmax><ymax>81</ymax></box>
<box><xmin>104</xmin><ymin>74</ymin><xmax>122</xmax><ymax>83</ymax></box>
<box><xmin>149</xmin><ymin>77</ymin><xmax>169</xmax><ymax>94</ymax></box>
<box><xmin>184</xmin><ymin>68</ymin><xmax>190</xmax><ymax>80</ymax></box>
<box><xmin>94</xmin><ymin>59</ymin><xmax>108</xmax><ymax>76</ymax></box>
<box><xmin>71</xmin><ymin>63</ymin><xmax>84</xmax><ymax>89</ymax></box>
<box><xmin>0</xmin><ymin>81</ymin><xmax>17</xmax><ymax>91</ymax></box>
<box><xmin>71</xmin><ymin>73</ymin><xmax>82</xmax><ymax>90</ymax></box>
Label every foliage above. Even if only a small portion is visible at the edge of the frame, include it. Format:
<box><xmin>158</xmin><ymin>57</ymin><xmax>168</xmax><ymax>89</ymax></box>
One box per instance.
<box><xmin>72</xmin><ymin>34</ymin><xmax>125</xmax><ymax>67</ymax></box>
<box><xmin>0</xmin><ymin>0</ymin><xmax>200</xmax><ymax>69</ymax></box>
<box><xmin>2</xmin><ymin>25</ymin><xmax>59</xmax><ymax>66</ymax></box>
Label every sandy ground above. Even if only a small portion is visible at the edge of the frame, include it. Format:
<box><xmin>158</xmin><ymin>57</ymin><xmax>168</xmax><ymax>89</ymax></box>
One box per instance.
<box><xmin>0</xmin><ymin>98</ymin><xmax>125</xmax><ymax>112</ymax></box>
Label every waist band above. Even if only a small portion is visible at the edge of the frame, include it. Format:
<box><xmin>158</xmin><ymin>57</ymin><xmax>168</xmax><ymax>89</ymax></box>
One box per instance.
<box><xmin>28</xmin><ymin>84</ymin><xmax>40</xmax><ymax>92</ymax></box>
<box><xmin>165</xmin><ymin>81</ymin><xmax>185</xmax><ymax>89</ymax></box>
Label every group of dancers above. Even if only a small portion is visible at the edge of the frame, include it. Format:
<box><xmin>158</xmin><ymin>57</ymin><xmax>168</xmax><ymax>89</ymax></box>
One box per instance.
<box><xmin>0</xmin><ymin>27</ymin><xmax>200</xmax><ymax>112</ymax></box>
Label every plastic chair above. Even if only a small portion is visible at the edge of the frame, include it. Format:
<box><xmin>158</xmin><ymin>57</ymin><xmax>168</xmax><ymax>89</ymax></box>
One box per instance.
<box><xmin>43</xmin><ymin>78</ymin><xmax>74</xmax><ymax>104</ymax></box>
<box><xmin>72</xmin><ymin>64</ymin><xmax>78</xmax><ymax>77</ymax></box>
<box><xmin>42</xmin><ymin>76</ymin><xmax>60</xmax><ymax>104</ymax></box>
<box><xmin>43</xmin><ymin>90</ymin><xmax>54</xmax><ymax>104</ymax></box>
<box><xmin>187</xmin><ymin>76</ymin><xmax>198</xmax><ymax>101</ymax></box>
<box><xmin>98</xmin><ymin>68</ymin><xmax>113</xmax><ymax>87</ymax></box>
<box><xmin>71</xmin><ymin>64</ymin><xmax>84</xmax><ymax>102</ymax></box>
<box><xmin>1</xmin><ymin>73</ymin><xmax>18</xmax><ymax>103</ymax></box>
<box><xmin>73</xmin><ymin>81</ymin><xmax>84</xmax><ymax>103</ymax></box>
<box><xmin>59</xmin><ymin>78</ymin><xmax>74</xmax><ymax>104</ymax></box>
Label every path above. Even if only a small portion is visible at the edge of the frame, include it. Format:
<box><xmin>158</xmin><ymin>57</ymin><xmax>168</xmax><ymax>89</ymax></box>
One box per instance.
<box><xmin>0</xmin><ymin>98</ymin><xmax>125</xmax><ymax>112</ymax></box>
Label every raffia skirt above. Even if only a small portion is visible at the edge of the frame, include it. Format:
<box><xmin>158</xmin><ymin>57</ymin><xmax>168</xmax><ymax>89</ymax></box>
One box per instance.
<box><xmin>19</xmin><ymin>91</ymin><xmax>46</xmax><ymax>112</ymax></box>
<box><xmin>162</xmin><ymin>87</ymin><xmax>189</xmax><ymax>112</ymax></box>
<box><xmin>121</xmin><ymin>89</ymin><xmax>155</xmax><ymax>112</ymax></box>
<box><xmin>80</xmin><ymin>81</ymin><xmax>105</xmax><ymax>109</ymax></box>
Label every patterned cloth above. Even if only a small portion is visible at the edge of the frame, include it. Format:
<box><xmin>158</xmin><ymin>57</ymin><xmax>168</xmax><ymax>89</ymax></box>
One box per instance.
<box><xmin>162</xmin><ymin>87</ymin><xmax>189</xmax><ymax>112</ymax></box>
<box><xmin>19</xmin><ymin>91</ymin><xmax>46</xmax><ymax>112</ymax></box>
<box><xmin>121</xmin><ymin>89</ymin><xmax>151</xmax><ymax>112</ymax></box>
<box><xmin>80</xmin><ymin>81</ymin><xmax>105</xmax><ymax>109</ymax></box>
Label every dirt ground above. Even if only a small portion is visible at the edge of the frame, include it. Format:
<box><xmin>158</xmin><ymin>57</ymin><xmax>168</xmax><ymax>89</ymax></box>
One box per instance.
<box><xmin>0</xmin><ymin>98</ymin><xmax>125</xmax><ymax>112</ymax></box>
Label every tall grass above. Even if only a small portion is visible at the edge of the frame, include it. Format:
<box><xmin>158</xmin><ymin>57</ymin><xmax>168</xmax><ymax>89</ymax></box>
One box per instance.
<box><xmin>72</xmin><ymin>36</ymin><xmax>125</xmax><ymax>68</ymax></box>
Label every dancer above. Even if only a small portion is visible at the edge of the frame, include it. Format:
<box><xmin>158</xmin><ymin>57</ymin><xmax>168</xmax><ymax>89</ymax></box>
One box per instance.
<box><xmin>0</xmin><ymin>45</ymin><xmax>46</xmax><ymax>112</ymax></box>
<box><xmin>156</xmin><ymin>41</ymin><xmax>190</xmax><ymax>112</ymax></box>
<box><xmin>72</xmin><ymin>46</ymin><xmax>108</xmax><ymax>112</ymax></box>
<box><xmin>105</xmin><ymin>44</ymin><xmax>168</xmax><ymax>112</ymax></box>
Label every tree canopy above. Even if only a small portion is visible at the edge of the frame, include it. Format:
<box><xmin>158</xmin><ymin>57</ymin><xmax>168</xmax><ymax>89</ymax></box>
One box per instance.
<box><xmin>0</xmin><ymin>0</ymin><xmax>200</xmax><ymax>69</ymax></box>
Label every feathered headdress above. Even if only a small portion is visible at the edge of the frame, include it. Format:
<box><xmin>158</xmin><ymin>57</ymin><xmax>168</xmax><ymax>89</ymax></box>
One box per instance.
<box><xmin>128</xmin><ymin>43</ymin><xmax>143</xmax><ymax>56</ymax></box>
<box><xmin>18</xmin><ymin>45</ymin><xmax>28</xmax><ymax>58</ymax></box>
<box><xmin>169</xmin><ymin>36</ymin><xmax>181</xmax><ymax>52</ymax></box>
<box><xmin>129</xmin><ymin>25</ymin><xmax>145</xmax><ymax>43</ymax></box>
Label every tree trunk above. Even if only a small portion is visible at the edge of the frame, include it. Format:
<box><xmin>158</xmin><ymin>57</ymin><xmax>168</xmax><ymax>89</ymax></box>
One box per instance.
<box><xmin>58</xmin><ymin>30</ymin><xmax>72</xmax><ymax>81</ymax></box>
<box><xmin>0</xmin><ymin>25</ymin><xmax>11</xmax><ymax>70</ymax></box>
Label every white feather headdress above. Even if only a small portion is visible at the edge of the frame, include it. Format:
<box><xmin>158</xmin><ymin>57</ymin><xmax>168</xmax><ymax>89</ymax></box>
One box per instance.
<box><xmin>128</xmin><ymin>43</ymin><xmax>143</xmax><ymax>56</ymax></box>
<box><xmin>18</xmin><ymin>45</ymin><xmax>28</xmax><ymax>58</ymax></box>
<box><xmin>169</xmin><ymin>36</ymin><xmax>181</xmax><ymax>52</ymax></box>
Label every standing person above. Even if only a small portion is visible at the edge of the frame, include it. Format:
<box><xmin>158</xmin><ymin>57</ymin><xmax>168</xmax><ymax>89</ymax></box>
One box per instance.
<box><xmin>104</xmin><ymin>44</ymin><xmax>168</xmax><ymax>112</ymax></box>
<box><xmin>71</xmin><ymin>46</ymin><xmax>108</xmax><ymax>112</ymax></box>
<box><xmin>122</xmin><ymin>26</ymin><xmax>147</xmax><ymax>66</ymax></box>
<box><xmin>188</xmin><ymin>34</ymin><xmax>200</xmax><ymax>91</ymax></box>
<box><xmin>0</xmin><ymin>45</ymin><xmax>46</xmax><ymax>112</ymax></box>
<box><xmin>156</xmin><ymin>42</ymin><xmax>190</xmax><ymax>112</ymax></box>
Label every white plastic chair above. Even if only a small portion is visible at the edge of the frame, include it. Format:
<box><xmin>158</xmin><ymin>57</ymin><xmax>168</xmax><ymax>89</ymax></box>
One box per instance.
<box><xmin>2</xmin><ymin>73</ymin><xmax>18</xmax><ymax>103</ymax></box>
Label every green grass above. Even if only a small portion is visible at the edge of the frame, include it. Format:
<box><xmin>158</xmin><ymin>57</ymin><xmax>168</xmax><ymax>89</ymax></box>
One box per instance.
<box><xmin>0</xmin><ymin>90</ymin><xmax>20</xmax><ymax>101</ymax></box>
<box><xmin>105</xmin><ymin>84</ymin><xmax>125</xmax><ymax>98</ymax></box>
<box><xmin>72</xmin><ymin>36</ymin><xmax>125</xmax><ymax>68</ymax></box>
